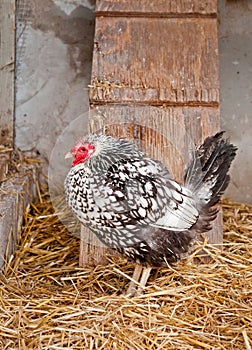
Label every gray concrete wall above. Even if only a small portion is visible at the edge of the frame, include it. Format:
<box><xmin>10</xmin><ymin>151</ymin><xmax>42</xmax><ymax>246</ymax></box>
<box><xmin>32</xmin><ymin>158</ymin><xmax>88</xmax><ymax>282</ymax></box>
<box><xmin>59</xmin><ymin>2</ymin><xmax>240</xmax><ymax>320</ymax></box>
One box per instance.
<box><xmin>15</xmin><ymin>0</ymin><xmax>252</xmax><ymax>204</ymax></box>
<box><xmin>15</xmin><ymin>0</ymin><xmax>95</xmax><ymax>164</ymax></box>
<box><xmin>219</xmin><ymin>0</ymin><xmax>252</xmax><ymax>203</ymax></box>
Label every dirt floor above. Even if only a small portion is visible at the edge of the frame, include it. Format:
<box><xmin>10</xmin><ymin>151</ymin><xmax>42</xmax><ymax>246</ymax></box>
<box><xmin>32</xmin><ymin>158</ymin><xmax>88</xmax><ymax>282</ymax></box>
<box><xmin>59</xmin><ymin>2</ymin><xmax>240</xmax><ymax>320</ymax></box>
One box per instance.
<box><xmin>0</xmin><ymin>191</ymin><xmax>251</xmax><ymax>349</ymax></box>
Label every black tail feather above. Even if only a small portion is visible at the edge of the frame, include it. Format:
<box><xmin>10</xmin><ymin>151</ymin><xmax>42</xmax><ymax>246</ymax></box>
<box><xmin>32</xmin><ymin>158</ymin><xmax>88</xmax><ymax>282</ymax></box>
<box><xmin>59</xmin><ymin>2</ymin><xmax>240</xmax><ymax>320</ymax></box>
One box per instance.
<box><xmin>184</xmin><ymin>131</ymin><xmax>237</xmax><ymax>232</ymax></box>
<box><xmin>186</xmin><ymin>132</ymin><xmax>237</xmax><ymax>203</ymax></box>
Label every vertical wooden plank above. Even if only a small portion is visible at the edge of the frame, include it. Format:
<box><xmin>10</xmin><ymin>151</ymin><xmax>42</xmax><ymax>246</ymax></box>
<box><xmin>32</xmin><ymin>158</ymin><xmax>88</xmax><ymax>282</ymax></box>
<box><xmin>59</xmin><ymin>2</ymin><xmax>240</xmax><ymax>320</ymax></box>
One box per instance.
<box><xmin>81</xmin><ymin>0</ymin><xmax>221</xmax><ymax>266</ymax></box>
<box><xmin>0</xmin><ymin>0</ymin><xmax>15</xmax><ymax>147</ymax></box>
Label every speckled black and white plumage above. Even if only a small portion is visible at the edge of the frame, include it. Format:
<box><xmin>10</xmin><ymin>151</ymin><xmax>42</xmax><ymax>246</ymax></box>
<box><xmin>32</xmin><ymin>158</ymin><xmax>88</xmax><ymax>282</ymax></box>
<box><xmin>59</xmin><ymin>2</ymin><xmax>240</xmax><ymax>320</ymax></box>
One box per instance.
<box><xmin>65</xmin><ymin>132</ymin><xmax>237</xmax><ymax>268</ymax></box>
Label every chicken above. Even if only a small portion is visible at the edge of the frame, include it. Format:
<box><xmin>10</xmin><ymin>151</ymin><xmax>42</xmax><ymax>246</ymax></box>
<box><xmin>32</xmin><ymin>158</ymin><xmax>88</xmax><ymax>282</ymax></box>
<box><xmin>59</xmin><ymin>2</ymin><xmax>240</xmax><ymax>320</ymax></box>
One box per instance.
<box><xmin>64</xmin><ymin>132</ymin><xmax>237</xmax><ymax>295</ymax></box>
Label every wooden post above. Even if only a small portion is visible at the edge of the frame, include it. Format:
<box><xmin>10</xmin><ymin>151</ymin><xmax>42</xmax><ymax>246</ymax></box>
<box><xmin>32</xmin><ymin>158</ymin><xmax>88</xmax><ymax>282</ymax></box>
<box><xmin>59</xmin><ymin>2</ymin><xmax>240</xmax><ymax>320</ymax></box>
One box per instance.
<box><xmin>80</xmin><ymin>0</ymin><xmax>221</xmax><ymax>266</ymax></box>
<box><xmin>0</xmin><ymin>1</ymin><xmax>38</xmax><ymax>269</ymax></box>
<box><xmin>0</xmin><ymin>0</ymin><xmax>15</xmax><ymax>148</ymax></box>
<box><xmin>0</xmin><ymin>0</ymin><xmax>15</xmax><ymax>181</ymax></box>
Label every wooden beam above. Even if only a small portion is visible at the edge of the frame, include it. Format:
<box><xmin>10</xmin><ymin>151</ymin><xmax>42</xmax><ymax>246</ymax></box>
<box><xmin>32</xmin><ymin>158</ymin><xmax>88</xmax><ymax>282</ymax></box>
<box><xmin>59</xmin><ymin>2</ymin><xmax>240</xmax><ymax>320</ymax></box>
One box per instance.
<box><xmin>80</xmin><ymin>0</ymin><xmax>220</xmax><ymax>266</ymax></box>
<box><xmin>0</xmin><ymin>0</ymin><xmax>15</xmax><ymax>147</ymax></box>
<box><xmin>95</xmin><ymin>0</ymin><xmax>218</xmax><ymax>17</ymax></box>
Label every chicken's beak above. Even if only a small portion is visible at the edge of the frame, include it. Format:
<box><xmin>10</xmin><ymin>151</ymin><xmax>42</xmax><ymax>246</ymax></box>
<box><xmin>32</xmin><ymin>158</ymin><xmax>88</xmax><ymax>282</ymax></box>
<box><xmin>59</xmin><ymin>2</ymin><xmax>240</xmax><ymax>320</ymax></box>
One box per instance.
<box><xmin>65</xmin><ymin>152</ymin><xmax>73</xmax><ymax>159</ymax></box>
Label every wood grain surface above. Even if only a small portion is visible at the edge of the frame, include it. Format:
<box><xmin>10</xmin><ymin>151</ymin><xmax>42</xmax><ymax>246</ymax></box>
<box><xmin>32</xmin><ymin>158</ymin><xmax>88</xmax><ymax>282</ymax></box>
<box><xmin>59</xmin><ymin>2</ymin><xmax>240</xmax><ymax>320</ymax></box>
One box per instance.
<box><xmin>90</xmin><ymin>17</ymin><xmax>219</xmax><ymax>105</ymax></box>
<box><xmin>80</xmin><ymin>0</ymin><xmax>221</xmax><ymax>266</ymax></box>
<box><xmin>96</xmin><ymin>0</ymin><xmax>218</xmax><ymax>16</ymax></box>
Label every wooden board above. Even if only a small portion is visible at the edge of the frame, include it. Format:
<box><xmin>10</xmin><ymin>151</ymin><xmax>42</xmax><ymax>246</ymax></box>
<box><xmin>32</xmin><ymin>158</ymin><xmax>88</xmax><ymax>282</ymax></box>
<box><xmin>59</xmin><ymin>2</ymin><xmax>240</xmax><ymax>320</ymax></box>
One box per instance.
<box><xmin>0</xmin><ymin>149</ymin><xmax>12</xmax><ymax>182</ymax></box>
<box><xmin>96</xmin><ymin>0</ymin><xmax>218</xmax><ymax>16</ymax></box>
<box><xmin>90</xmin><ymin>17</ymin><xmax>219</xmax><ymax>105</ymax></box>
<box><xmin>81</xmin><ymin>0</ymin><xmax>220</xmax><ymax>266</ymax></box>
<box><xmin>0</xmin><ymin>0</ymin><xmax>15</xmax><ymax>147</ymax></box>
<box><xmin>0</xmin><ymin>166</ymin><xmax>37</xmax><ymax>269</ymax></box>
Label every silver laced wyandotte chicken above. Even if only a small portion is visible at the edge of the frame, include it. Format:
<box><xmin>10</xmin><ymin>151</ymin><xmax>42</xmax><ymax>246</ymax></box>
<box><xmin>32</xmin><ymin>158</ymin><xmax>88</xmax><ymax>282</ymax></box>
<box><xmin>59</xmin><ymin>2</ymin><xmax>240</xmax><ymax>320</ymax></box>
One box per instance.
<box><xmin>64</xmin><ymin>132</ymin><xmax>237</xmax><ymax>296</ymax></box>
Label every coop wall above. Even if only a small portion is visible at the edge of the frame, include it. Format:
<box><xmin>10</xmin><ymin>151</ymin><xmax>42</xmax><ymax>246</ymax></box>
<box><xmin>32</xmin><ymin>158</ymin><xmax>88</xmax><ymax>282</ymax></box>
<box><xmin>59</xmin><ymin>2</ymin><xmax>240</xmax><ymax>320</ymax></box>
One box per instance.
<box><xmin>11</xmin><ymin>0</ymin><xmax>252</xmax><ymax>204</ymax></box>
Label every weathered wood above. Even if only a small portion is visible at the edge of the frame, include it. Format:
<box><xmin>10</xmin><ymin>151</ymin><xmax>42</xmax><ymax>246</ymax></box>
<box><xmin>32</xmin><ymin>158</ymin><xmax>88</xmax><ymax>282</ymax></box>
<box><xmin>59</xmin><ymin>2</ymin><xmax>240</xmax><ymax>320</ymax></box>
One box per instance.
<box><xmin>79</xmin><ymin>231</ymin><xmax>108</xmax><ymax>266</ymax></box>
<box><xmin>96</xmin><ymin>0</ymin><xmax>217</xmax><ymax>16</ymax></box>
<box><xmin>90</xmin><ymin>17</ymin><xmax>219</xmax><ymax>105</ymax></box>
<box><xmin>0</xmin><ymin>148</ymin><xmax>12</xmax><ymax>182</ymax></box>
<box><xmin>0</xmin><ymin>165</ymin><xmax>37</xmax><ymax>269</ymax></box>
<box><xmin>0</xmin><ymin>0</ymin><xmax>15</xmax><ymax>147</ymax></box>
<box><xmin>81</xmin><ymin>0</ymin><xmax>221</xmax><ymax>266</ymax></box>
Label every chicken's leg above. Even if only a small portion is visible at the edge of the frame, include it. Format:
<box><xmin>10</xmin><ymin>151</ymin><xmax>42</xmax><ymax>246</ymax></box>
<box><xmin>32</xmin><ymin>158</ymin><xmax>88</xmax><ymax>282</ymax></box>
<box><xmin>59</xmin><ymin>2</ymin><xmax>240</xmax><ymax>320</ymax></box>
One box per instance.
<box><xmin>125</xmin><ymin>265</ymin><xmax>152</xmax><ymax>296</ymax></box>
<box><xmin>136</xmin><ymin>266</ymin><xmax>152</xmax><ymax>296</ymax></box>
<box><xmin>125</xmin><ymin>264</ymin><xmax>143</xmax><ymax>296</ymax></box>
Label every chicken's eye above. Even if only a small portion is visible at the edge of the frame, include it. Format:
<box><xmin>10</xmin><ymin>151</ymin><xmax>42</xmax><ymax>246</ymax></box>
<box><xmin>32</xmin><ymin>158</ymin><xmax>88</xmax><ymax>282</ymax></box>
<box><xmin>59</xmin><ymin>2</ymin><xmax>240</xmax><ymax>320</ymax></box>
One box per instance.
<box><xmin>80</xmin><ymin>147</ymin><xmax>86</xmax><ymax>152</ymax></box>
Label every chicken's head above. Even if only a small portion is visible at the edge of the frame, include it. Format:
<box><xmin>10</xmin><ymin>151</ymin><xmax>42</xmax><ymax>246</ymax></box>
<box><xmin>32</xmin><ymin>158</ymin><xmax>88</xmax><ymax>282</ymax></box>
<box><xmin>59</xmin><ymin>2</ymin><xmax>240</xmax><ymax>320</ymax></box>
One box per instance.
<box><xmin>65</xmin><ymin>137</ymin><xmax>95</xmax><ymax>166</ymax></box>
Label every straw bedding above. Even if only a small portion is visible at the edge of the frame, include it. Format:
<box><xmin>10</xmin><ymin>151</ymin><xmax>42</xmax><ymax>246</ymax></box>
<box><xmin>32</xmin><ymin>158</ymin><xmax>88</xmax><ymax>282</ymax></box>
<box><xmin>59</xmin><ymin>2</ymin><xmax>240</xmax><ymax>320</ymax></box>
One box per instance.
<box><xmin>0</xmin><ymin>189</ymin><xmax>251</xmax><ymax>350</ymax></box>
